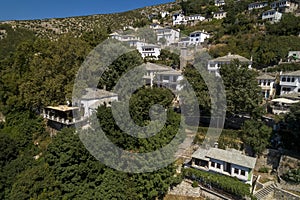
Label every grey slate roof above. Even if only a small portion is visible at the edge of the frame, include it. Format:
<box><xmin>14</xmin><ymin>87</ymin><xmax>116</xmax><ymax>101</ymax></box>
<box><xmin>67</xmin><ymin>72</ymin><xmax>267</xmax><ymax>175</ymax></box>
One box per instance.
<box><xmin>256</xmin><ymin>74</ymin><xmax>275</xmax><ymax>80</ymax></box>
<box><xmin>81</xmin><ymin>88</ymin><xmax>118</xmax><ymax>100</ymax></box>
<box><xmin>282</xmin><ymin>70</ymin><xmax>300</xmax><ymax>76</ymax></box>
<box><xmin>157</xmin><ymin>69</ymin><xmax>182</xmax><ymax>76</ymax></box>
<box><xmin>210</xmin><ymin>54</ymin><xmax>251</xmax><ymax>63</ymax></box>
<box><xmin>192</xmin><ymin>147</ymin><xmax>257</xmax><ymax>169</ymax></box>
<box><xmin>143</xmin><ymin>62</ymin><xmax>171</xmax><ymax>71</ymax></box>
<box><xmin>142</xmin><ymin>44</ymin><xmax>160</xmax><ymax>48</ymax></box>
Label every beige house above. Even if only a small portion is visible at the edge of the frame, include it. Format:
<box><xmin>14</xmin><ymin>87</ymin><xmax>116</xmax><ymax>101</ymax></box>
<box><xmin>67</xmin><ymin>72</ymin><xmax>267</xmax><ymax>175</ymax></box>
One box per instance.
<box><xmin>257</xmin><ymin>74</ymin><xmax>276</xmax><ymax>99</ymax></box>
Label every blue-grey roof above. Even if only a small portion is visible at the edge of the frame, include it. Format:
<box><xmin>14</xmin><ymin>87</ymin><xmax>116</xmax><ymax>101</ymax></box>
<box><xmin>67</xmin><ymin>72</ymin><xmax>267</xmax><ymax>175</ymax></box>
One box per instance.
<box><xmin>192</xmin><ymin>147</ymin><xmax>257</xmax><ymax>169</ymax></box>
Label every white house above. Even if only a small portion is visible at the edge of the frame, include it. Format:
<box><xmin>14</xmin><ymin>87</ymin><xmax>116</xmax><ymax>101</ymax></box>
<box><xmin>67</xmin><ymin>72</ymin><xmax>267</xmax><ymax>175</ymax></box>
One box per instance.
<box><xmin>213</xmin><ymin>11</ymin><xmax>227</xmax><ymax>20</ymax></box>
<box><xmin>257</xmin><ymin>74</ymin><xmax>276</xmax><ymax>99</ymax></box>
<box><xmin>110</xmin><ymin>32</ymin><xmax>140</xmax><ymax>42</ymax></box>
<box><xmin>160</xmin><ymin>11</ymin><xmax>170</xmax><ymax>18</ymax></box>
<box><xmin>287</xmin><ymin>51</ymin><xmax>300</xmax><ymax>62</ymax></box>
<box><xmin>248</xmin><ymin>2</ymin><xmax>268</xmax><ymax>10</ymax></box>
<box><xmin>80</xmin><ymin>88</ymin><xmax>118</xmax><ymax>117</ymax></box>
<box><xmin>109</xmin><ymin>32</ymin><xmax>141</xmax><ymax>47</ymax></box>
<box><xmin>262</xmin><ymin>9</ymin><xmax>282</xmax><ymax>23</ymax></box>
<box><xmin>187</xmin><ymin>14</ymin><xmax>205</xmax><ymax>22</ymax></box>
<box><xmin>270</xmin><ymin>0</ymin><xmax>299</xmax><ymax>13</ymax></box>
<box><xmin>142</xmin><ymin>62</ymin><xmax>171</xmax><ymax>87</ymax></box>
<box><xmin>190</xmin><ymin>147</ymin><xmax>257</xmax><ymax>185</ymax></box>
<box><xmin>155</xmin><ymin>69</ymin><xmax>184</xmax><ymax>91</ymax></box>
<box><xmin>0</xmin><ymin>29</ymin><xmax>7</xmax><ymax>40</ymax></box>
<box><xmin>215</xmin><ymin>0</ymin><xmax>225</xmax><ymax>6</ymax></box>
<box><xmin>150</xmin><ymin>23</ymin><xmax>163</xmax><ymax>29</ymax></box>
<box><xmin>173</xmin><ymin>13</ymin><xmax>187</xmax><ymax>26</ymax></box>
<box><xmin>137</xmin><ymin>43</ymin><xmax>161</xmax><ymax>59</ymax></box>
<box><xmin>42</xmin><ymin>105</ymin><xmax>84</xmax><ymax>130</ymax></box>
<box><xmin>179</xmin><ymin>31</ymin><xmax>210</xmax><ymax>47</ymax></box>
<box><xmin>207</xmin><ymin>53</ymin><xmax>252</xmax><ymax>76</ymax></box>
<box><xmin>280</xmin><ymin>70</ymin><xmax>300</xmax><ymax>95</ymax></box>
<box><xmin>155</xmin><ymin>28</ymin><xmax>180</xmax><ymax>46</ymax></box>
<box><xmin>189</xmin><ymin>31</ymin><xmax>210</xmax><ymax>45</ymax></box>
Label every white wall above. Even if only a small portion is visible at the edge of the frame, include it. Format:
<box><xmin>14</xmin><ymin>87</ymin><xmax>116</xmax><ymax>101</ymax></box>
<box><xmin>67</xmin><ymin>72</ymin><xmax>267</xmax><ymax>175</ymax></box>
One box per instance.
<box><xmin>231</xmin><ymin>164</ymin><xmax>250</xmax><ymax>182</ymax></box>
<box><xmin>280</xmin><ymin>75</ymin><xmax>300</xmax><ymax>95</ymax></box>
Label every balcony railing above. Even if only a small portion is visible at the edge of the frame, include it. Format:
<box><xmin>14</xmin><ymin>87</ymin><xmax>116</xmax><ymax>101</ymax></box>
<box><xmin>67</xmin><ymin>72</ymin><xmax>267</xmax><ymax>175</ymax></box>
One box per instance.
<box><xmin>43</xmin><ymin>114</ymin><xmax>85</xmax><ymax>125</ymax></box>
<box><xmin>280</xmin><ymin>81</ymin><xmax>298</xmax><ymax>86</ymax></box>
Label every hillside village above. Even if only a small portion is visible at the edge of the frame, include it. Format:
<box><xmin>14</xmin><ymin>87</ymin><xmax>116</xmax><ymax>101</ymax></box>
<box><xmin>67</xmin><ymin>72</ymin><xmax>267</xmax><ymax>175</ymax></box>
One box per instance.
<box><xmin>1</xmin><ymin>0</ymin><xmax>300</xmax><ymax>200</ymax></box>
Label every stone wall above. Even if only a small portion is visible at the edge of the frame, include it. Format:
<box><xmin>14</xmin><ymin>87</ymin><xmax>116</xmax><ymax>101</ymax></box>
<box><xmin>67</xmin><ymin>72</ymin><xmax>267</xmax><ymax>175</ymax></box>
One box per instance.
<box><xmin>274</xmin><ymin>188</ymin><xmax>300</xmax><ymax>200</ymax></box>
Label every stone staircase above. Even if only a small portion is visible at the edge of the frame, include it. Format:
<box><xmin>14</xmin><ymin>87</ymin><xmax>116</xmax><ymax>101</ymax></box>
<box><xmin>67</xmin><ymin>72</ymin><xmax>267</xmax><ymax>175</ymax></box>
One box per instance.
<box><xmin>254</xmin><ymin>183</ymin><xmax>276</xmax><ymax>200</ymax></box>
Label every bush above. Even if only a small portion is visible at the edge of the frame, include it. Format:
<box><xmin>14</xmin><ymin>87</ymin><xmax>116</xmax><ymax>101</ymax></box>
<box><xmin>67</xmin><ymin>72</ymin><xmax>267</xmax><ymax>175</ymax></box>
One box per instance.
<box><xmin>183</xmin><ymin>168</ymin><xmax>251</xmax><ymax>198</ymax></box>
<box><xmin>283</xmin><ymin>169</ymin><xmax>300</xmax><ymax>183</ymax></box>
<box><xmin>192</xmin><ymin>181</ymin><xmax>199</xmax><ymax>188</ymax></box>
<box><xmin>258</xmin><ymin>167</ymin><xmax>269</xmax><ymax>173</ymax></box>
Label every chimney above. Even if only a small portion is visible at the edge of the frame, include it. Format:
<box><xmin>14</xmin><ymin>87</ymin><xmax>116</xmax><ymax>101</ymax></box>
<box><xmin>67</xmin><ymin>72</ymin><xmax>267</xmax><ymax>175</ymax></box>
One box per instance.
<box><xmin>214</xmin><ymin>142</ymin><xmax>218</xmax><ymax>148</ymax></box>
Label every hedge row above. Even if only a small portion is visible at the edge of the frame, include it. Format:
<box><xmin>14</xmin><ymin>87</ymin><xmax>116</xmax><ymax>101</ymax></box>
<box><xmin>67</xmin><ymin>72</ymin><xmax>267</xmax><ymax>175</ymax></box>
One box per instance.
<box><xmin>183</xmin><ymin>168</ymin><xmax>251</xmax><ymax>198</ymax></box>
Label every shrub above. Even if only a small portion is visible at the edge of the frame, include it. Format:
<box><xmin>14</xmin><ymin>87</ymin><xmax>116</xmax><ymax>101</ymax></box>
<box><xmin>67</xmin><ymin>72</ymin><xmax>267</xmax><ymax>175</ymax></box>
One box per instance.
<box><xmin>283</xmin><ymin>169</ymin><xmax>300</xmax><ymax>183</ymax></box>
<box><xmin>183</xmin><ymin>168</ymin><xmax>251</xmax><ymax>198</ymax></box>
<box><xmin>258</xmin><ymin>167</ymin><xmax>269</xmax><ymax>173</ymax></box>
<box><xmin>192</xmin><ymin>181</ymin><xmax>199</xmax><ymax>188</ymax></box>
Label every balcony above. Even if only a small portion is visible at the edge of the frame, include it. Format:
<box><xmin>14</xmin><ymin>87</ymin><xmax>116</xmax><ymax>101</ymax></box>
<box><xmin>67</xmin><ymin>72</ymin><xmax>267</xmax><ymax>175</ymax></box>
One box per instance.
<box><xmin>260</xmin><ymin>85</ymin><xmax>271</xmax><ymax>90</ymax></box>
<box><xmin>280</xmin><ymin>81</ymin><xmax>298</xmax><ymax>86</ymax></box>
<box><xmin>272</xmin><ymin>106</ymin><xmax>290</xmax><ymax>115</ymax></box>
<box><xmin>43</xmin><ymin>114</ymin><xmax>86</xmax><ymax>125</ymax></box>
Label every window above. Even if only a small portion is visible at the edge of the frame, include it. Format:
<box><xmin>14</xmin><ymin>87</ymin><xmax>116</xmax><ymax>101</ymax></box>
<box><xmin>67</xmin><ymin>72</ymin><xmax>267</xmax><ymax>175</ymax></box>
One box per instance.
<box><xmin>234</xmin><ymin>168</ymin><xmax>239</xmax><ymax>174</ymax></box>
<box><xmin>287</xmin><ymin>77</ymin><xmax>290</xmax><ymax>82</ymax></box>
<box><xmin>292</xmin><ymin>78</ymin><xmax>295</xmax><ymax>82</ymax></box>
<box><xmin>283</xmin><ymin>88</ymin><xmax>291</xmax><ymax>92</ymax></box>
<box><xmin>216</xmin><ymin>163</ymin><xmax>221</xmax><ymax>169</ymax></box>
<box><xmin>211</xmin><ymin>162</ymin><xmax>215</xmax><ymax>167</ymax></box>
<box><xmin>173</xmin><ymin>76</ymin><xmax>177</xmax><ymax>82</ymax></box>
<box><xmin>282</xmin><ymin>77</ymin><xmax>286</xmax><ymax>82</ymax></box>
<box><xmin>162</xmin><ymin>76</ymin><xmax>169</xmax><ymax>81</ymax></box>
<box><xmin>241</xmin><ymin>170</ymin><xmax>246</xmax><ymax>176</ymax></box>
<box><xmin>267</xmin><ymin>81</ymin><xmax>271</xmax><ymax>86</ymax></box>
<box><xmin>298</xmin><ymin>89</ymin><xmax>300</xmax><ymax>92</ymax></box>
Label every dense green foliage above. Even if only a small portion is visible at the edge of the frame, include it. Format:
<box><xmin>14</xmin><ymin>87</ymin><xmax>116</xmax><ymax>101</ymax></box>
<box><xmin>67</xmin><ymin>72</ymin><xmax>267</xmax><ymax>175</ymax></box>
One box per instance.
<box><xmin>241</xmin><ymin>120</ymin><xmax>272</xmax><ymax>155</ymax></box>
<box><xmin>0</xmin><ymin>88</ymin><xmax>182</xmax><ymax>199</ymax></box>
<box><xmin>264</xmin><ymin>63</ymin><xmax>300</xmax><ymax>73</ymax></box>
<box><xmin>279</xmin><ymin>102</ymin><xmax>300</xmax><ymax>151</ymax></box>
<box><xmin>0</xmin><ymin>24</ymin><xmax>36</xmax><ymax>60</ymax></box>
<box><xmin>0</xmin><ymin>25</ymin><xmax>183</xmax><ymax>198</ymax></box>
<box><xmin>2</xmin><ymin>127</ymin><xmax>181</xmax><ymax>199</ymax></box>
<box><xmin>97</xmin><ymin>87</ymin><xmax>182</xmax><ymax>153</ymax></box>
<box><xmin>183</xmin><ymin>168</ymin><xmax>251</xmax><ymax>198</ymax></box>
<box><xmin>220</xmin><ymin>61</ymin><xmax>263</xmax><ymax>118</ymax></box>
<box><xmin>0</xmin><ymin>112</ymin><xmax>44</xmax><ymax>199</ymax></box>
<box><xmin>283</xmin><ymin>168</ymin><xmax>300</xmax><ymax>184</ymax></box>
<box><xmin>0</xmin><ymin>25</ymin><xmax>182</xmax><ymax>199</ymax></box>
<box><xmin>182</xmin><ymin>63</ymin><xmax>211</xmax><ymax>114</ymax></box>
<box><xmin>266</xmin><ymin>13</ymin><xmax>300</xmax><ymax>36</ymax></box>
<box><xmin>194</xmin><ymin>127</ymin><xmax>243</xmax><ymax>150</ymax></box>
<box><xmin>98</xmin><ymin>50</ymin><xmax>144</xmax><ymax>91</ymax></box>
<box><xmin>0</xmin><ymin>35</ymin><xmax>91</xmax><ymax>114</ymax></box>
